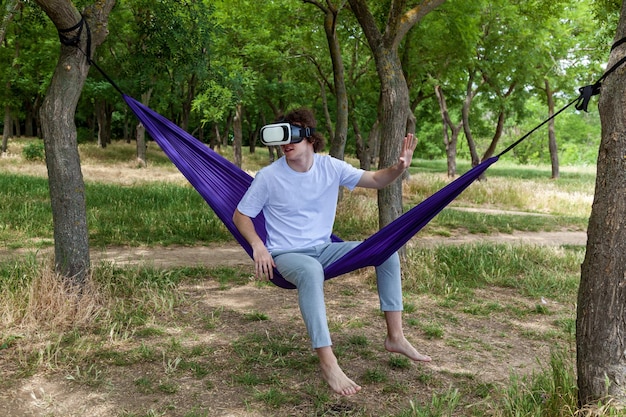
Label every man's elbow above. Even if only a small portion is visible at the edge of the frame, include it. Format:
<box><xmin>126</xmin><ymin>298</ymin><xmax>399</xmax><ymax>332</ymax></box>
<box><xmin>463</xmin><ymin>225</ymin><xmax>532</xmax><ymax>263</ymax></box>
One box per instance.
<box><xmin>233</xmin><ymin>209</ymin><xmax>242</xmax><ymax>225</ymax></box>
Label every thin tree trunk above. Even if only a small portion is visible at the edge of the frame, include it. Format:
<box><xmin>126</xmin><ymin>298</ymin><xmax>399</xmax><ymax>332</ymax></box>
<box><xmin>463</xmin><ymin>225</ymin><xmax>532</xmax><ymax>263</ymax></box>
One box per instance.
<box><xmin>315</xmin><ymin>0</ymin><xmax>349</xmax><ymax>160</ymax></box>
<box><xmin>2</xmin><ymin>104</ymin><xmax>12</xmax><ymax>153</ymax></box>
<box><xmin>318</xmin><ymin>77</ymin><xmax>335</xmax><ymax>144</ymax></box>
<box><xmin>462</xmin><ymin>70</ymin><xmax>481</xmax><ymax>167</ymax></box>
<box><xmin>233</xmin><ymin>103</ymin><xmax>243</xmax><ymax>168</ymax></box>
<box><xmin>136</xmin><ymin>122</ymin><xmax>146</xmax><ymax>166</ymax></box>
<box><xmin>367</xmin><ymin>117</ymin><xmax>380</xmax><ymax>170</ymax></box>
<box><xmin>352</xmin><ymin>115</ymin><xmax>370</xmax><ymax>170</ymax></box>
<box><xmin>545</xmin><ymin>78</ymin><xmax>559</xmax><ymax>179</ymax></box>
<box><xmin>435</xmin><ymin>85</ymin><xmax>461</xmax><ymax>177</ymax></box>
<box><xmin>212</xmin><ymin>124</ymin><xmax>220</xmax><ymax>151</ymax></box>
<box><xmin>136</xmin><ymin>90</ymin><xmax>151</xmax><ymax>166</ymax></box>
<box><xmin>95</xmin><ymin>99</ymin><xmax>108</xmax><ymax>148</ymax></box>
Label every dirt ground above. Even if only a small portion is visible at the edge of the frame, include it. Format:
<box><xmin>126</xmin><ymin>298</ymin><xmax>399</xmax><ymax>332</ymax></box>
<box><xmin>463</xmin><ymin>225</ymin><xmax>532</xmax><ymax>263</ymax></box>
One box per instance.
<box><xmin>88</xmin><ymin>230</ymin><xmax>586</xmax><ymax>268</ymax></box>
<box><xmin>0</xmin><ymin>230</ymin><xmax>587</xmax><ymax>270</ymax></box>
<box><xmin>0</xmin><ymin>230</ymin><xmax>586</xmax><ymax>417</ymax></box>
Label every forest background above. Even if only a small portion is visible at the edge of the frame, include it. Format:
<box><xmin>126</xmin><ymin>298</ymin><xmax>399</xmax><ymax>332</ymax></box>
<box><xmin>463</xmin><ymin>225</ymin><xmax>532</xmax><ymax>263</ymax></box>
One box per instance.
<box><xmin>0</xmin><ymin>0</ymin><xmax>614</xmax><ymax>171</ymax></box>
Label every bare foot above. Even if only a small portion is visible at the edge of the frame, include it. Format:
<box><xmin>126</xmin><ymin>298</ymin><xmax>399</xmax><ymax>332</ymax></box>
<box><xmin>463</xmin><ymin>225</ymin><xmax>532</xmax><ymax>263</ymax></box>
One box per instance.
<box><xmin>385</xmin><ymin>336</ymin><xmax>432</xmax><ymax>362</ymax></box>
<box><xmin>320</xmin><ymin>361</ymin><xmax>362</xmax><ymax>396</ymax></box>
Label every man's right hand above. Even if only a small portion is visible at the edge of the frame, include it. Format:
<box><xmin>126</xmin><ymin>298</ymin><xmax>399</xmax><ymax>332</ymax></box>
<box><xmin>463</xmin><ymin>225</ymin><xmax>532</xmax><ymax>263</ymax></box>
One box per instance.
<box><xmin>233</xmin><ymin>209</ymin><xmax>276</xmax><ymax>281</ymax></box>
<box><xmin>252</xmin><ymin>243</ymin><xmax>275</xmax><ymax>281</ymax></box>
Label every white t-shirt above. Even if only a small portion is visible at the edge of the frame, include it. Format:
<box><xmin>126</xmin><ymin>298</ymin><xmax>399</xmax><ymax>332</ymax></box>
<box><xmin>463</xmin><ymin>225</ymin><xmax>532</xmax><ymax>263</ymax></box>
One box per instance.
<box><xmin>237</xmin><ymin>154</ymin><xmax>364</xmax><ymax>252</ymax></box>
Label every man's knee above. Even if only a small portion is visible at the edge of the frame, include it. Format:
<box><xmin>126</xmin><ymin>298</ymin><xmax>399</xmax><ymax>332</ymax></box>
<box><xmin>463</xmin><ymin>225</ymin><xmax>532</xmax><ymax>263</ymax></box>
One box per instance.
<box><xmin>275</xmin><ymin>254</ymin><xmax>324</xmax><ymax>287</ymax></box>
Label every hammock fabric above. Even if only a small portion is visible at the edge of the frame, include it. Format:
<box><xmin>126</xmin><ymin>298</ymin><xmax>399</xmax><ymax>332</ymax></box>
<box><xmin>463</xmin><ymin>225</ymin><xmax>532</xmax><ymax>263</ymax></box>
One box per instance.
<box><xmin>124</xmin><ymin>94</ymin><xmax>498</xmax><ymax>289</ymax></box>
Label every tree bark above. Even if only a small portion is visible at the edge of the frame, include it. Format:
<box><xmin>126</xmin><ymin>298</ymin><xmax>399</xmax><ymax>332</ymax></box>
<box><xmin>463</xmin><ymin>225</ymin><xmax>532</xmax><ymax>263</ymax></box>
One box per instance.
<box><xmin>435</xmin><ymin>85</ymin><xmax>462</xmax><ymax>178</ymax></box>
<box><xmin>233</xmin><ymin>103</ymin><xmax>243</xmax><ymax>168</ymax></box>
<box><xmin>352</xmin><ymin>115</ymin><xmax>370</xmax><ymax>170</ymax></box>
<box><xmin>367</xmin><ymin>117</ymin><xmax>380</xmax><ymax>170</ymax></box>
<box><xmin>136</xmin><ymin>122</ymin><xmax>146</xmax><ymax>166</ymax></box>
<box><xmin>136</xmin><ymin>90</ymin><xmax>151</xmax><ymax>166</ymax></box>
<box><xmin>2</xmin><ymin>104</ymin><xmax>12</xmax><ymax>153</ymax></box>
<box><xmin>95</xmin><ymin>98</ymin><xmax>112</xmax><ymax>148</ymax></box>
<box><xmin>348</xmin><ymin>0</ymin><xmax>445</xmax><ymax>229</ymax></box>
<box><xmin>462</xmin><ymin>69</ymin><xmax>481</xmax><ymax>167</ymax></box>
<box><xmin>545</xmin><ymin>78</ymin><xmax>559</xmax><ymax>179</ymax></box>
<box><xmin>577</xmin><ymin>1</ymin><xmax>626</xmax><ymax>405</ymax></box>
<box><xmin>34</xmin><ymin>0</ymin><xmax>115</xmax><ymax>285</ymax></box>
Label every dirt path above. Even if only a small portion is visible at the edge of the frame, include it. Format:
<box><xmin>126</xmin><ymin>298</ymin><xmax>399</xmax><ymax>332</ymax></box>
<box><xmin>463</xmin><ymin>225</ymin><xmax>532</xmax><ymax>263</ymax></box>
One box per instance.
<box><xmin>2</xmin><ymin>230</ymin><xmax>587</xmax><ymax>269</ymax></box>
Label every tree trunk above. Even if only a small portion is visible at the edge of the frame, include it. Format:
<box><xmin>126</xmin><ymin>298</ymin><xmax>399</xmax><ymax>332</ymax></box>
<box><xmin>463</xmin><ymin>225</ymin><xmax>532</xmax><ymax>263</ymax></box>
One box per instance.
<box><xmin>136</xmin><ymin>122</ymin><xmax>147</xmax><ymax>166</ymax></box>
<box><xmin>222</xmin><ymin>112</ymin><xmax>233</xmax><ymax>148</ymax></box>
<box><xmin>2</xmin><ymin>104</ymin><xmax>12</xmax><ymax>153</ymax></box>
<box><xmin>545</xmin><ymin>78</ymin><xmax>559</xmax><ymax>179</ymax></box>
<box><xmin>367</xmin><ymin>117</ymin><xmax>380</xmax><ymax>170</ymax></box>
<box><xmin>34</xmin><ymin>0</ymin><xmax>115</xmax><ymax>285</ymax></box>
<box><xmin>24</xmin><ymin>97</ymin><xmax>39</xmax><ymax>138</ymax></box>
<box><xmin>462</xmin><ymin>70</ymin><xmax>481</xmax><ymax>167</ymax></box>
<box><xmin>318</xmin><ymin>0</ymin><xmax>349</xmax><ymax>160</ymax></box>
<box><xmin>435</xmin><ymin>85</ymin><xmax>461</xmax><ymax>178</ymax></box>
<box><xmin>376</xmin><ymin>50</ymin><xmax>411</xmax><ymax>228</ymax></box>
<box><xmin>180</xmin><ymin>74</ymin><xmax>196</xmax><ymax>132</ymax></box>
<box><xmin>352</xmin><ymin>115</ymin><xmax>370</xmax><ymax>170</ymax></box>
<box><xmin>95</xmin><ymin>98</ymin><xmax>111</xmax><ymax>148</ymax></box>
<box><xmin>318</xmin><ymin>77</ymin><xmax>335</xmax><ymax>144</ymax></box>
<box><xmin>136</xmin><ymin>90</ymin><xmax>151</xmax><ymax>166</ymax></box>
<box><xmin>577</xmin><ymin>2</ymin><xmax>626</xmax><ymax>406</ymax></box>
<box><xmin>348</xmin><ymin>0</ymin><xmax>444</xmax><ymax>229</ymax></box>
<box><xmin>246</xmin><ymin>112</ymin><xmax>258</xmax><ymax>154</ymax></box>
<box><xmin>233</xmin><ymin>103</ymin><xmax>243</xmax><ymax>168</ymax></box>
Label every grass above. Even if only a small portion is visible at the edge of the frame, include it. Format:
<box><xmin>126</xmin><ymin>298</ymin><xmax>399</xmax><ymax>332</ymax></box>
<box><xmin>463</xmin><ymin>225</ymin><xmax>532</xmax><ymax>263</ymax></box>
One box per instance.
<box><xmin>402</xmin><ymin>244</ymin><xmax>583</xmax><ymax>302</ymax></box>
<box><xmin>0</xmin><ymin>174</ymin><xmax>231</xmax><ymax>249</ymax></box>
<box><xmin>0</xmin><ymin>244</ymin><xmax>587</xmax><ymax>416</ymax></box>
<box><xmin>1</xmin><ymin>138</ymin><xmax>619</xmax><ymax>416</ymax></box>
<box><xmin>0</xmin><ymin>138</ymin><xmax>593</xmax><ymax>250</ymax></box>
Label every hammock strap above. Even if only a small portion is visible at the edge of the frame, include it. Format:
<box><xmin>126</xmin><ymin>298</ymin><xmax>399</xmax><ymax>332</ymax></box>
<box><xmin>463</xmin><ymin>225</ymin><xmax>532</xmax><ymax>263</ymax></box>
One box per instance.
<box><xmin>573</xmin><ymin>36</ymin><xmax>626</xmax><ymax>113</ymax></box>
<box><xmin>496</xmin><ymin>38</ymin><xmax>626</xmax><ymax>158</ymax></box>
<box><xmin>57</xmin><ymin>15</ymin><xmax>125</xmax><ymax>95</ymax></box>
<box><xmin>495</xmin><ymin>96</ymin><xmax>579</xmax><ymax>158</ymax></box>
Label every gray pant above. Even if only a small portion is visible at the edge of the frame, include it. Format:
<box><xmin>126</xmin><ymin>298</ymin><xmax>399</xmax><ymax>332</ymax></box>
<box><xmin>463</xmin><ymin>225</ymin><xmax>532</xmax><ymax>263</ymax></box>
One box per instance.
<box><xmin>272</xmin><ymin>242</ymin><xmax>402</xmax><ymax>349</ymax></box>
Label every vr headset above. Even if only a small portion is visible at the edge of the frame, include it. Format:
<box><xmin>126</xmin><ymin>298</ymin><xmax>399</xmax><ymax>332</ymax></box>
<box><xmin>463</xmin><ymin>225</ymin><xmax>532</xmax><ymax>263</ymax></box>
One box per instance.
<box><xmin>260</xmin><ymin>123</ymin><xmax>315</xmax><ymax>146</ymax></box>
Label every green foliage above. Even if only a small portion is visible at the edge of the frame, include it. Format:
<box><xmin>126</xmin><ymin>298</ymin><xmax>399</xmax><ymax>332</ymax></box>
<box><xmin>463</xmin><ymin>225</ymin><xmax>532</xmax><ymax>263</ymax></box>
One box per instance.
<box><xmin>4</xmin><ymin>0</ymin><xmax>608</xmax><ymax>167</ymax></box>
<box><xmin>21</xmin><ymin>140</ymin><xmax>45</xmax><ymax>161</ymax></box>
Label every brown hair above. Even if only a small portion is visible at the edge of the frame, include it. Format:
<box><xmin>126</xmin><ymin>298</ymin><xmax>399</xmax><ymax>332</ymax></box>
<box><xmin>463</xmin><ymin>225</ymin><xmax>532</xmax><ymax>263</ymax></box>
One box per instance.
<box><xmin>281</xmin><ymin>108</ymin><xmax>325</xmax><ymax>152</ymax></box>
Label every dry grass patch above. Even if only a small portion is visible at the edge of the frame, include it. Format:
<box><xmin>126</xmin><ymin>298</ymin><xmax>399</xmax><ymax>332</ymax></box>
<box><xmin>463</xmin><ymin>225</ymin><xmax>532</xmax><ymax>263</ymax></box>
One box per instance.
<box><xmin>1</xmin><ymin>263</ymin><xmax>105</xmax><ymax>332</ymax></box>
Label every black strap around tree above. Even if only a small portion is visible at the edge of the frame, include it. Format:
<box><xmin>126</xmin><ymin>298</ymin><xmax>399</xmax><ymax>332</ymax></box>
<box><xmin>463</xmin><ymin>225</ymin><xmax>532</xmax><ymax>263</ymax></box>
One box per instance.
<box><xmin>574</xmin><ymin>36</ymin><xmax>626</xmax><ymax>113</ymax></box>
<box><xmin>57</xmin><ymin>15</ymin><xmax>124</xmax><ymax>95</ymax></box>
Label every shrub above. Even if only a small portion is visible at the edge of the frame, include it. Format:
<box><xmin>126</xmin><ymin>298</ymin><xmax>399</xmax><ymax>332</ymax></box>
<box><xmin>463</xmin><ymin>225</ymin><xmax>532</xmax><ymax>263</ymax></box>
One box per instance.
<box><xmin>22</xmin><ymin>141</ymin><xmax>45</xmax><ymax>161</ymax></box>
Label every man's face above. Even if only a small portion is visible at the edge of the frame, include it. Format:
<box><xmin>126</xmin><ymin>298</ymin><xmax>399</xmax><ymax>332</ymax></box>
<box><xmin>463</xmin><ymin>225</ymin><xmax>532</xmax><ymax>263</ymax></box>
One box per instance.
<box><xmin>280</xmin><ymin>137</ymin><xmax>311</xmax><ymax>157</ymax></box>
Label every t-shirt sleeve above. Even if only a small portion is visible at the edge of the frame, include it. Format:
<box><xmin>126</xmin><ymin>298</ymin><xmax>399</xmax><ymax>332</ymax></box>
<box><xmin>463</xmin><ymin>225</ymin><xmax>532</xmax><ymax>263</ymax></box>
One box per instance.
<box><xmin>236</xmin><ymin>171</ymin><xmax>268</xmax><ymax>218</ymax></box>
<box><xmin>336</xmin><ymin>158</ymin><xmax>365</xmax><ymax>190</ymax></box>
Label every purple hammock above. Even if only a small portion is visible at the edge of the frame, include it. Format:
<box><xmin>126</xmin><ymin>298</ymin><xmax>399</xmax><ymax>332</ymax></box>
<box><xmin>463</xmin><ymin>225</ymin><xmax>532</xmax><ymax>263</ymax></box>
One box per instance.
<box><xmin>124</xmin><ymin>95</ymin><xmax>498</xmax><ymax>289</ymax></box>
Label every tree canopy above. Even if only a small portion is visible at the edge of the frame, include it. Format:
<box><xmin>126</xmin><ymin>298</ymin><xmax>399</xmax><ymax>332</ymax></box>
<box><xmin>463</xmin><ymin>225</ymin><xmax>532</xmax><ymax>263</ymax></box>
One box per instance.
<box><xmin>0</xmin><ymin>0</ymin><xmax>607</xmax><ymax>169</ymax></box>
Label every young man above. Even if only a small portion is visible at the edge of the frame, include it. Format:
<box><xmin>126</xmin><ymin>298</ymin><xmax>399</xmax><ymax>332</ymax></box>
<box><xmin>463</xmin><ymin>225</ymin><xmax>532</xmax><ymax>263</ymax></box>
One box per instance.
<box><xmin>233</xmin><ymin>108</ymin><xmax>431</xmax><ymax>396</ymax></box>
